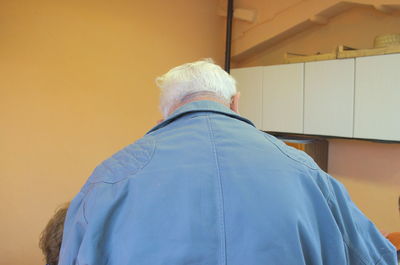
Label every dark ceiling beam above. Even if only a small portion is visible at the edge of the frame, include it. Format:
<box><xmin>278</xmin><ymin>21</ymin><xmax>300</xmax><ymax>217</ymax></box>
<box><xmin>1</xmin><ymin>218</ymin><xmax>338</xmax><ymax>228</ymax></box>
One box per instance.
<box><xmin>224</xmin><ymin>0</ymin><xmax>234</xmax><ymax>73</ymax></box>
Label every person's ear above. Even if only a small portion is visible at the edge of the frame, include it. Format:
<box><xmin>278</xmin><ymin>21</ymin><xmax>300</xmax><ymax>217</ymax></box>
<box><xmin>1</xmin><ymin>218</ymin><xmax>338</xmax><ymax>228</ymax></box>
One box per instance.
<box><xmin>230</xmin><ymin>92</ymin><xmax>240</xmax><ymax>114</ymax></box>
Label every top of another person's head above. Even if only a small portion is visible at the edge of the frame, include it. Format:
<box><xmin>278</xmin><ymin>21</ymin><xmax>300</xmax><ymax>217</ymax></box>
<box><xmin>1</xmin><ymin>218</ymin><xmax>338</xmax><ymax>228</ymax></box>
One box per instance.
<box><xmin>155</xmin><ymin>58</ymin><xmax>237</xmax><ymax>118</ymax></box>
<box><xmin>39</xmin><ymin>202</ymin><xmax>70</xmax><ymax>265</ymax></box>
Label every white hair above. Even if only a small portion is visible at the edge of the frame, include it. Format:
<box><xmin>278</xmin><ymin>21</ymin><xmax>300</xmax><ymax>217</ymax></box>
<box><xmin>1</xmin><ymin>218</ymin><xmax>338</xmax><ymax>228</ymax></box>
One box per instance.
<box><xmin>155</xmin><ymin>58</ymin><xmax>237</xmax><ymax>118</ymax></box>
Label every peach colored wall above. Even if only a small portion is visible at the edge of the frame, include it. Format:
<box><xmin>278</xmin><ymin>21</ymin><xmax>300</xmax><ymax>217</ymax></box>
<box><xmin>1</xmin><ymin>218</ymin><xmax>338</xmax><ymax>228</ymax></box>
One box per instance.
<box><xmin>237</xmin><ymin>6</ymin><xmax>400</xmax><ymax>231</ymax></box>
<box><xmin>329</xmin><ymin>139</ymin><xmax>400</xmax><ymax>232</ymax></box>
<box><xmin>0</xmin><ymin>0</ymin><xmax>224</xmax><ymax>264</ymax></box>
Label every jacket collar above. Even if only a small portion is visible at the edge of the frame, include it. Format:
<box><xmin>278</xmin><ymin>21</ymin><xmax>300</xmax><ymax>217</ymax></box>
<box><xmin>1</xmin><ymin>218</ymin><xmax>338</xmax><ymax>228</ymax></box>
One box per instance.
<box><xmin>147</xmin><ymin>100</ymin><xmax>255</xmax><ymax>134</ymax></box>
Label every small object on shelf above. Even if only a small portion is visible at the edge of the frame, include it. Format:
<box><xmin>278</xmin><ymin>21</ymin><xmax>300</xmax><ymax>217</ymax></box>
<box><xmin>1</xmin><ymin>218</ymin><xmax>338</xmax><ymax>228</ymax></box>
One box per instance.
<box><xmin>284</xmin><ymin>51</ymin><xmax>336</xmax><ymax>64</ymax></box>
<box><xmin>285</xmin><ymin>35</ymin><xmax>400</xmax><ymax>63</ymax></box>
<box><xmin>374</xmin><ymin>34</ymin><xmax>400</xmax><ymax>48</ymax></box>
<box><xmin>337</xmin><ymin>44</ymin><xmax>400</xmax><ymax>59</ymax></box>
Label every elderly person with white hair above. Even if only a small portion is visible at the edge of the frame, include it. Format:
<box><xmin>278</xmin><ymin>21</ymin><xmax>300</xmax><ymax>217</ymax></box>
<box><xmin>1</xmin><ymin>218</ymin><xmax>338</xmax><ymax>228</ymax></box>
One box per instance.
<box><xmin>58</xmin><ymin>59</ymin><xmax>396</xmax><ymax>265</ymax></box>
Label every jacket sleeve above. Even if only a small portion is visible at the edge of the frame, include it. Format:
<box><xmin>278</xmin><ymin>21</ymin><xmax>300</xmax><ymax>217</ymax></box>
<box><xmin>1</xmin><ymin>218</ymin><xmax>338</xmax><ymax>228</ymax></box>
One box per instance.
<box><xmin>324</xmin><ymin>174</ymin><xmax>397</xmax><ymax>265</ymax></box>
<box><xmin>58</xmin><ymin>190</ymin><xmax>89</xmax><ymax>265</ymax></box>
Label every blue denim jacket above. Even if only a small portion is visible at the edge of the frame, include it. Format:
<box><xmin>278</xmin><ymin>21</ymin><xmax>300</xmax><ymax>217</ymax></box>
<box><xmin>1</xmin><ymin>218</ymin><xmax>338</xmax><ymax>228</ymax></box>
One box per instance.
<box><xmin>59</xmin><ymin>100</ymin><xmax>396</xmax><ymax>265</ymax></box>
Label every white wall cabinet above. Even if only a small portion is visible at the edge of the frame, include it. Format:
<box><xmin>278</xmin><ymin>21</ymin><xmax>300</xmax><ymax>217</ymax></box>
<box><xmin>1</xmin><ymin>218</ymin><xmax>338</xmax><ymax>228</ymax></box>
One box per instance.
<box><xmin>262</xmin><ymin>63</ymin><xmax>304</xmax><ymax>133</ymax></box>
<box><xmin>230</xmin><ymin>67</ymin><xmax>263</xmax><ymax>128</ymax></box>
<box><xmin>354</xmin><ymin>54</ymin><xmax>400</xmax><ymax>141</ymax></box>
<box><xmin>231</xmin><ymin>53</ymin><xmax>400</xmax><ymax>142</ymax></box>
<box><xmin>304</xmin><ymin>59</ymin><xmax>355</xmax><ymax>137</ymax></box>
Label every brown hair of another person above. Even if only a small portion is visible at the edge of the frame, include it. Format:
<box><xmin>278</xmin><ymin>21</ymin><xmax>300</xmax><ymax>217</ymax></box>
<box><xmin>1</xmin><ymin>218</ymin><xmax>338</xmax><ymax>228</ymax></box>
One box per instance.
<box><xmin>39</xmin><ymin>202</ymin><xmax>69</xmax><ymax>265</ymax></box>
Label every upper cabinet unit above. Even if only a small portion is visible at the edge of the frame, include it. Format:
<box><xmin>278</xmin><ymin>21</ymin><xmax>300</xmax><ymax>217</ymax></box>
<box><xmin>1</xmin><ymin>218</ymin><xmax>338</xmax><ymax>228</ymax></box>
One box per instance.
<box><xmin>231</xmin><ymin>53</ymin><xmax>400</xmax><ymax>142</ymax></box>
<box><xmin>230</xmin><ymin>67</ymin><xmax>263</xmax><ymax>128</ymax></box>
<box><xmin>354</xmin><ymin>54</ymin><xmax>400</xmax><ymax>141</ymax></box>
<box><xmin>231</xmin><ymin>64</ymin><xmax>304</xmax><ymax>133</ymax></box>
<box><xmin>304</xmin><ymin>59</ymin><xmax>355</xmax><ymax>137</ymax></box>
<box><xmin>262</xmin><ymin>63</ymin><xmax>304</xmax><ymax>134</ymax></box>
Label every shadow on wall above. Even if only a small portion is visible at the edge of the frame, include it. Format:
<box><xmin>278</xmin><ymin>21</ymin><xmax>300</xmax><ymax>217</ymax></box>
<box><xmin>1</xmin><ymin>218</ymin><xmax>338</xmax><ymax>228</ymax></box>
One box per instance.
<box><xmin>328</xmin><ymin>139</ymin><xmax>400</xmax><ymax>186</ymax></box>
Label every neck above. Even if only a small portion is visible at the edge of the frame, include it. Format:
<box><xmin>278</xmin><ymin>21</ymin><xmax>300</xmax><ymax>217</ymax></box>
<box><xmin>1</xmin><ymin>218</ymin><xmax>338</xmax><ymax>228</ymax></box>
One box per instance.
<box><xmin>167</xmin><ymin>92</ymin><xmax>229</xmax><ymax>117</ymax></box>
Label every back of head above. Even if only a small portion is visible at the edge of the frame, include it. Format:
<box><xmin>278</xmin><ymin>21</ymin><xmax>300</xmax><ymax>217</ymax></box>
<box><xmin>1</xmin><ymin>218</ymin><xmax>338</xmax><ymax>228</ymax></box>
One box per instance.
<box><xmin>39</xmin><ymin>203</ymin><xmax>69</xmax><ymax>265</ymax></box>
<box><xmin>156</xmin><ymin>58</ymin><xmax>236</xmax><ymax>118</ymax></box>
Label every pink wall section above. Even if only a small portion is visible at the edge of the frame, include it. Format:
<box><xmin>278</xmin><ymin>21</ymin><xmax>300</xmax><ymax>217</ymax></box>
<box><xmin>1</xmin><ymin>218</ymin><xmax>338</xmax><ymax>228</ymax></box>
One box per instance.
<box><xmin>329</xmin><ymin>139</ymin><xmax>400</xmax><ymax>186</ymax></box>
<box><xmin>329</xmin><ymin>139</ymin><xmax>400</xmax><ymax>231</ymax></box>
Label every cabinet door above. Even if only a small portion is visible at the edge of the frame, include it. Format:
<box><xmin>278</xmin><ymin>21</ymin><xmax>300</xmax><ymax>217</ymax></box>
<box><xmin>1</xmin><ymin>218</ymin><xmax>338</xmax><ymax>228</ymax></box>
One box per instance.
<box><xmin>304</xmin><ymin>59</ymin><xmax>355</xmax><ymax>137</ymax></box>
<box><xmin>354</xmin><ymin>54</ymin><xmax>400</xmax><ymax>141</ymax></box>
<box><xmin>231</xmin><ymin>67</ymin><xmax>263</xmax><ymax>128</ymax></box>
<box><xmin>262</xmin><ymin>63</ymin><xmax>304</xmax><ymax>133</ymax></box>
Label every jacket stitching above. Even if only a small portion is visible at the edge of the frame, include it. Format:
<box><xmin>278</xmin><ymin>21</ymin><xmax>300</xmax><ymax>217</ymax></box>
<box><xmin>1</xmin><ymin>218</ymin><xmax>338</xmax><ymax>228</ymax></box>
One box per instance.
<box><xmin>327</xmin><ymin>176</ymin><xmax>392</xmax><ymax>265</ymax></box>
<box><xmin>375</xmin><ymin>251</ymin><xmax>397</xmax><ymax>265</ymax></box>
<box><xmin>91</xmin><ymin>137</ymin><xmax>157</xmax><ymax>184</ymax></box>
<box><xmin>206</xmin><ymin>115</ymin><xmax>227</xmax><ymax>265</ymax></box>
<box><xmin>343</xmin><ymin>237</ymin><xmax>375</xmax><ymax>265</ymax></box>
<box><xmin>321</xmin><ymin>172</ymin><xmax>336</xmax><ymax>206</ymax></box>
<box><xmin>108</xmin><ymin>138</ymin><xmax>156</xmax><ymax>184</ymax></box>
<box><xmin>82</xmin><ymin>190</ymin><xmax>90</xmax><ymax>224</ymax></box>
<box><xmin>262</xmin><ymin>133</ymin><xmax>319</xmax><ymax>170</ymax></box>
<box><xmin>260</xmin><ymin>133</ymin><xmax>338</xmax><ymax>206</ymax></box>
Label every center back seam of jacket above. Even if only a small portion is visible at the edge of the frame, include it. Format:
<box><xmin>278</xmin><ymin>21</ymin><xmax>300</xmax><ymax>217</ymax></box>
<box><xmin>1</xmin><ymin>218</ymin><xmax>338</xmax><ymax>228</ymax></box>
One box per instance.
<box><xmin>206</xmin><ymin>115</ymin><xmax>227</xmax><ymax>265</ymax></box>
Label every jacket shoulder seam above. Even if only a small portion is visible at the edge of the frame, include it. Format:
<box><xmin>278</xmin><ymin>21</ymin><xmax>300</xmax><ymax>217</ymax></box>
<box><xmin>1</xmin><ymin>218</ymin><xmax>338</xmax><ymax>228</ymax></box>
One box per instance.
<box><xmin>88</xmin><ymin>136</ymin><xmax>157</xmax><ymax>184</ymax></box>
<box><xmin>262</xmin><ymin>133</ymin><xmax>319</xmax><ymax>170</ymax></box>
